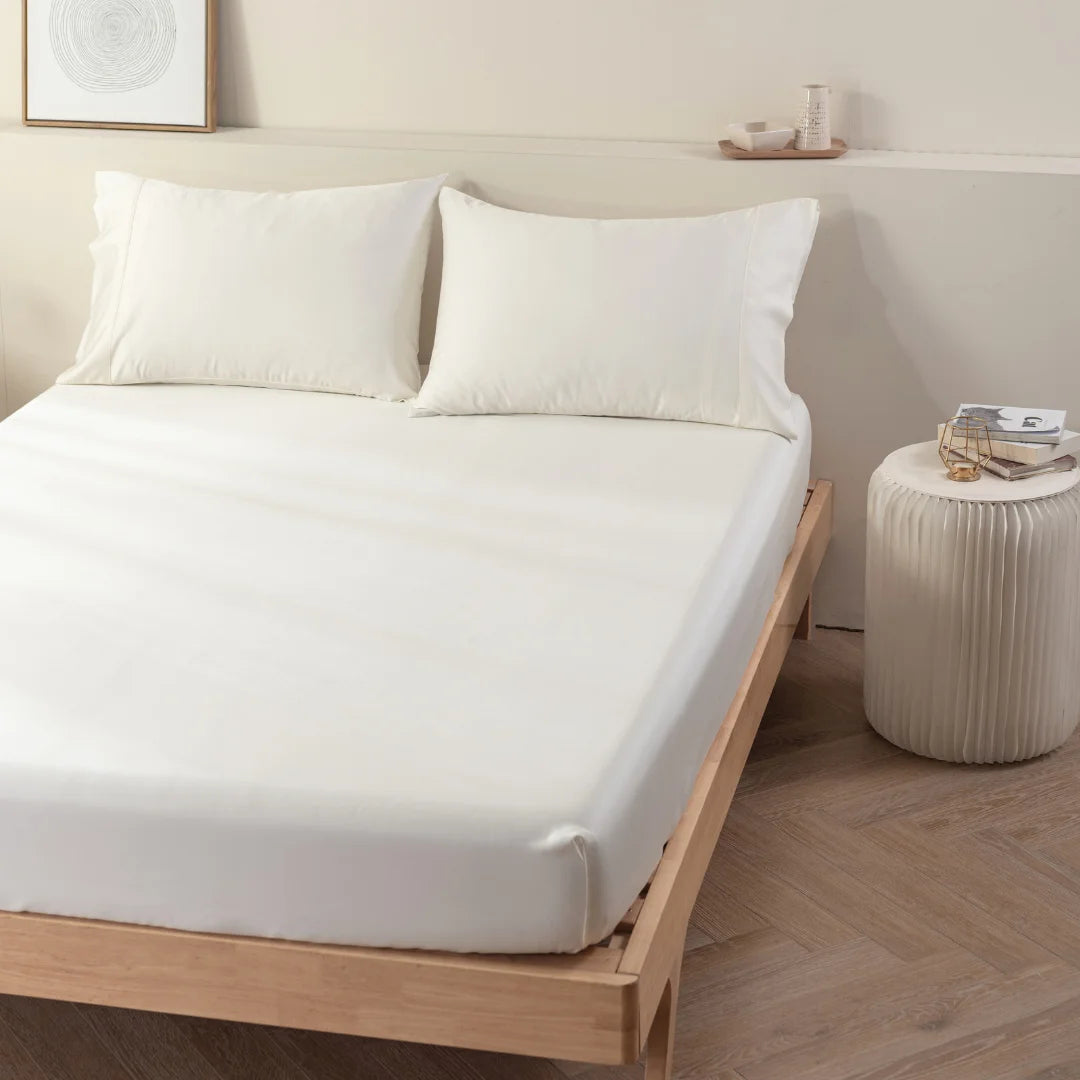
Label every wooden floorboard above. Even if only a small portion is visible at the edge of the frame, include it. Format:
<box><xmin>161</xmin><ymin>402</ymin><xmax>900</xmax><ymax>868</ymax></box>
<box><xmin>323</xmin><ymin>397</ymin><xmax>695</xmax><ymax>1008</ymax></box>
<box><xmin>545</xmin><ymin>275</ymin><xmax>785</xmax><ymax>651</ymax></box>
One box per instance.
<box><xmin>3</xmin><ymin>629</ymin><xmax>1080</xmax><ymax>1079</ymax></box>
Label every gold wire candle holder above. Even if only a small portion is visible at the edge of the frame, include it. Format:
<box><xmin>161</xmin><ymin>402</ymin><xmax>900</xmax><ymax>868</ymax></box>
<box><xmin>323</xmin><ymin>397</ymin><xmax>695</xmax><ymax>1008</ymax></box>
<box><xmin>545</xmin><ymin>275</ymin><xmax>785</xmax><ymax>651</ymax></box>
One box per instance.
<box><xmin>939</xmin><ymin>415</ymin><xmax>993</xmax><ymax>482</ymax></box>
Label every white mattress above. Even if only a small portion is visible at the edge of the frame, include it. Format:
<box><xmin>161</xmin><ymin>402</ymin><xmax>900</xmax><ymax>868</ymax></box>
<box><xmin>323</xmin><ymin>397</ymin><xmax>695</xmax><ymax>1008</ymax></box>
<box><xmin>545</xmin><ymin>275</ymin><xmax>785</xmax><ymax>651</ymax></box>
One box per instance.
<box><xmin>0</xmin><ymin>385</ymin><xmax>810</xmax><ymax>953</ymax></box>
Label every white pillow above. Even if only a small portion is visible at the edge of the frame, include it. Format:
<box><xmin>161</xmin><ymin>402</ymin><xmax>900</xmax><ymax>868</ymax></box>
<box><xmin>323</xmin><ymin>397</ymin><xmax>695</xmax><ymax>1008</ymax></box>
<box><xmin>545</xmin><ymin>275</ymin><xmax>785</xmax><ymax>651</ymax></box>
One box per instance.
<box><xmin>414</xmin><ymin>189</ymin><xmax>819</xmax><ymax>436</ymax></box>
<box><xmin>60</xmin><ymin>172</ymin><xmax>445</xmax><ymax>400</ymax></box>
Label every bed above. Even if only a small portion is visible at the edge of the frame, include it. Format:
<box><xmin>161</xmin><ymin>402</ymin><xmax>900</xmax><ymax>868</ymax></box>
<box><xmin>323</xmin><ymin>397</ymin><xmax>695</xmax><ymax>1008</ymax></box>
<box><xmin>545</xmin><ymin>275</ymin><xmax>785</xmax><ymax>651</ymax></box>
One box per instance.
<box><xmin>0</xmin><ymin>383</ymin><xmax>832</xmax><ymax>1077</ymax></box>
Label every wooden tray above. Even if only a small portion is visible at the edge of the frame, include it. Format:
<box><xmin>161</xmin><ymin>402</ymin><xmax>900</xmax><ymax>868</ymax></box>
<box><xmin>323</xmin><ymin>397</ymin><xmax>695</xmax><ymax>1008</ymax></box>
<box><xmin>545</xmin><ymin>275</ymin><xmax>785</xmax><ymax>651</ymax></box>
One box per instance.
<box><xmin>718</xmin><ymin>137</ymin><xmax>847</xmax><ymax>160</ymax></box>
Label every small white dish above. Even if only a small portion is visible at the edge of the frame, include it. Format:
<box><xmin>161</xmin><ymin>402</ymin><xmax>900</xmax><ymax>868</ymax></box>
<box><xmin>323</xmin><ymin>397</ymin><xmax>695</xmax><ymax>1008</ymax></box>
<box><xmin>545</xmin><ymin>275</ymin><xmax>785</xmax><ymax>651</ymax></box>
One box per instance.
<box><xmin>727</xmin><ymin>121</ymin><xmax>795</xmax><ymax>152</ymax></box>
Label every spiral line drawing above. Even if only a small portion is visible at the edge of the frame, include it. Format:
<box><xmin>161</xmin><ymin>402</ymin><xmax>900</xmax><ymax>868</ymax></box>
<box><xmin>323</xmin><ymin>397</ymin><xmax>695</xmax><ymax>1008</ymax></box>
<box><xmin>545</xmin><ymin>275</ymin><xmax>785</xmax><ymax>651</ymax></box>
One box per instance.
<box><xmin>49</xmin><ymin>0</ymin><xmax>177</xmax><ymax>94</ymax></box>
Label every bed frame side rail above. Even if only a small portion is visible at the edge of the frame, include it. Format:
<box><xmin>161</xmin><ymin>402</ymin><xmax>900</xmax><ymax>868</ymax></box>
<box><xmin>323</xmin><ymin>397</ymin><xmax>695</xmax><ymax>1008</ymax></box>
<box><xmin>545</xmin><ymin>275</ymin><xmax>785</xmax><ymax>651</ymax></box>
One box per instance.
<box><xmin>620</xmin><ymin>480</ymin><xmax>834</xmax><ymax>1047</ymax></box>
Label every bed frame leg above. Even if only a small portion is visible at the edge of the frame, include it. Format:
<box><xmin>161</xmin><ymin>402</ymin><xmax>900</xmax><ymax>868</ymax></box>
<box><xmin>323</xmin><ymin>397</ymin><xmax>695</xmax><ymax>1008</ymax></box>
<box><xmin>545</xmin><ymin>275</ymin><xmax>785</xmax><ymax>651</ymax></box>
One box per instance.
<box><xmin>794</xmin><ymin>592</ymin><xmax>813</xmax><ymax>641</ymax></box>
<box><xmin>643</xmin><ymin>966</ymin><xmax>681</xmax><ymax>1080</ymax></box>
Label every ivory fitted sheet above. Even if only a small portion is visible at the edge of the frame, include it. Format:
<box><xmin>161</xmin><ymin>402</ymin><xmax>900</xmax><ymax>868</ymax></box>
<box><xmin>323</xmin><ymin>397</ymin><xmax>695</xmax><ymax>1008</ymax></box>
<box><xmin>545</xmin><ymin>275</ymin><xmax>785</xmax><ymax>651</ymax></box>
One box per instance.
<box><xmin>0</xmin><ymin>385</ymin><xmax>810</xmax><ymax>953</ymax></box>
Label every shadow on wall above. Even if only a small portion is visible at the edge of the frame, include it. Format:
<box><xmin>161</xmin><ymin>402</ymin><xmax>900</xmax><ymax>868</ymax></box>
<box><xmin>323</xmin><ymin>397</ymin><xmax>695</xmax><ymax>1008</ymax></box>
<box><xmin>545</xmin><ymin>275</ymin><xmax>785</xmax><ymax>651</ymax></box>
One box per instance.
<box><xmin>840</xmin><ymin>89</ymin><xmax>892</xmax><ymax>151</ymax></box>
<box><xmin>216</xmin><ymin>0</ymin><xmax>257</xmax><ymax>128</ymax></box>
<box><xmin>0</xmin><ymin>280</ymin><xmax>7</xmax><ymax>416</ymax></box>
<box><xmin>788</xmin><ymin>198</ymin><xmax>941</xmax><ymax>628</ymax></box>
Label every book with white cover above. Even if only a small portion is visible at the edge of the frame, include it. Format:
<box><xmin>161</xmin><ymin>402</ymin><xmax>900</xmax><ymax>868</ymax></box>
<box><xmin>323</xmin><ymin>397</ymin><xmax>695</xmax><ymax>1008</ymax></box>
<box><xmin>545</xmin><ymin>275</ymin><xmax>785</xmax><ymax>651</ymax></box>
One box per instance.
<box><xmin>937</xmin><ymin>424</ymin><xmax>1080</xmax><ymax>465</ymax></box>
<box><xmin>956</xmin><ymin>404</ymin><xmax>1066</xmax><ymax>444</ymax></box>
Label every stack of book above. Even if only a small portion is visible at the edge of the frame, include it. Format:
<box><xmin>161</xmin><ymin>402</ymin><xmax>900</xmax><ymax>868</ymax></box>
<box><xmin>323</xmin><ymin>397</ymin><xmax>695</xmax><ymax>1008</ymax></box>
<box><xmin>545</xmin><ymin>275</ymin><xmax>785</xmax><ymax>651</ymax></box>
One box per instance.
<box><xmin>938</xmin><ymin>404</ymin><xmax>1079</xmax><ymax>480</ymax></box>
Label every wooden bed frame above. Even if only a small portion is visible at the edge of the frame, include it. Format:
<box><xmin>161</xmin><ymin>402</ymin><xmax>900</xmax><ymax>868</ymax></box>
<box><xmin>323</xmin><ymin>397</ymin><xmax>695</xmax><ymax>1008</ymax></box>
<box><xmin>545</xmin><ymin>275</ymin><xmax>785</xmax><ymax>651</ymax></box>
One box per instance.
<box><xmin>0</xmin><ymin>481</ymin><xmax>833</xmax><ymax>1080</ymax></box>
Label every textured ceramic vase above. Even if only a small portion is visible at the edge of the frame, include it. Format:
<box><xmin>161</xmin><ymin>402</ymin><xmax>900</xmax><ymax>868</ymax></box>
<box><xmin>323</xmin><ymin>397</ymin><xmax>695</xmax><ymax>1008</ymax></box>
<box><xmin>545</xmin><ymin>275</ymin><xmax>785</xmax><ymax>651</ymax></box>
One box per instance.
<box><xmin>795</xmin><ymin>84</ymin><xmax>831</xmax><ymax>151</ymax></box>
<box><xmin>865</xmin><ymin>442</ymin><xmax>1080</xmax><ymax>763</ymax></box>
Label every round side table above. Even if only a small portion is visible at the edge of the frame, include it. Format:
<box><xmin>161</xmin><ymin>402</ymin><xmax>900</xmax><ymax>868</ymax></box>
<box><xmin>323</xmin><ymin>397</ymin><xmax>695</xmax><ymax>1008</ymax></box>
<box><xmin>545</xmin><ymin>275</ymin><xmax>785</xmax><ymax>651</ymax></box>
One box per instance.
<box><xmin>865</xmin><ymin>442</ymin><xmax>1080</xmax><ymax>763</ymax></box>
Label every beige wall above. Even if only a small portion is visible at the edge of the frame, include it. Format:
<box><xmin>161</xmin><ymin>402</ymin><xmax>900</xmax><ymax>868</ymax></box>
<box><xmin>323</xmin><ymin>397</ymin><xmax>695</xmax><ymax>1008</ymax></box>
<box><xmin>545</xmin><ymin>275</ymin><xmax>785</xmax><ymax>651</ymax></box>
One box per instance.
<box><xmin>1</xmin><ymin>0</ymin><xmax>1079</xmax><ymax>624</ymax></box>
<box><xmin>2</xmin><ymin>0</ymin><xmax>1080</xmax><ymax>153</ymax></box>
<box><xmin>2</xmin><ymin>126</ymin><xmax>1079</xmax><ymax>627</ymax></box>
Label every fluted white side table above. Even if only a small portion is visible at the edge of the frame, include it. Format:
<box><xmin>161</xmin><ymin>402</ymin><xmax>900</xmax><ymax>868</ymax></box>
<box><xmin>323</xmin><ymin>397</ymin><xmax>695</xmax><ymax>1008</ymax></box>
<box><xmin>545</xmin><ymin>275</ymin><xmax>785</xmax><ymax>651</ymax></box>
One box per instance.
<box><xmin>865</xmin><ymin>442</ymin><xmax>1080</xmax><ymax>763</ymax></box>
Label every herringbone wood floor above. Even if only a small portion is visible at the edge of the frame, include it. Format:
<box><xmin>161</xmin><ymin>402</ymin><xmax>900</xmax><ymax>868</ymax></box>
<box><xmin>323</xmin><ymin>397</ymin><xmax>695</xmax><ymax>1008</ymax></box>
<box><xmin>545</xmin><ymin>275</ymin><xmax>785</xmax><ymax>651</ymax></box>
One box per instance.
<box><xmin>4</xmin><ymin>629</ymin><xmax>1080</xmax><ymax>1080</ymax></box>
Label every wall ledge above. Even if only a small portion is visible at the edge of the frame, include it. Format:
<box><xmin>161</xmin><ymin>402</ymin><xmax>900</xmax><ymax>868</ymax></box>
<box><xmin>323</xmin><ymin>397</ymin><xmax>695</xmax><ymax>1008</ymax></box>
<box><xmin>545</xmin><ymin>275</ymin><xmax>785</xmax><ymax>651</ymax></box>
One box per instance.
<box><xmin>3</xmin><ymin>121</ymin><xmax>1080</xmax><ymax>175</ymax></box>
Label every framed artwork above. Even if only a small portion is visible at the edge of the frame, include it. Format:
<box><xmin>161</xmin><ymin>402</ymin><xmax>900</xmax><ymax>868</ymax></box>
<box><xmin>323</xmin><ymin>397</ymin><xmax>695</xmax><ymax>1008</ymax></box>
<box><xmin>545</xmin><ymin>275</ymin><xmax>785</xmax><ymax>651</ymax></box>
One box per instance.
<box><xmin>22</xmin><ymin>0</ymin><xmax>216</xmax><ymax>132</ymax></box>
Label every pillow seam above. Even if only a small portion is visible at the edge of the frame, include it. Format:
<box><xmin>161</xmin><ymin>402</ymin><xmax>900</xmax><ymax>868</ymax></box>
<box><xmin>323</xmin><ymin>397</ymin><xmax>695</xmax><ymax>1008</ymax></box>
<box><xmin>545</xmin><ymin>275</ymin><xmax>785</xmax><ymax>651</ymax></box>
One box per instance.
<box><xmin>732</xmin><ymin>205</ymin><xmax>761</xmax><ymax>429</ymax></box>
<box><xmin>105</xmin><ymin>177</ymin><xmax>147</xmax><ymax>385</ymax></box>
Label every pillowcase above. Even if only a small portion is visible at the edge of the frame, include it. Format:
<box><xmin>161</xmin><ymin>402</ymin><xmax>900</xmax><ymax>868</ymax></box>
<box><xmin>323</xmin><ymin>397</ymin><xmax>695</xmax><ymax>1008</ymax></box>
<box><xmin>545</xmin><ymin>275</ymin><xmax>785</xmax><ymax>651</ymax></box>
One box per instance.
<box><xmin>60</xmin><ymin>171</ymin><xmax>445</xmax><ymax>400</ymax></box>
<box><xmin>414</xmin><ymin>188</ymin><xmax>819</xmax><ymax>436</ymax></box>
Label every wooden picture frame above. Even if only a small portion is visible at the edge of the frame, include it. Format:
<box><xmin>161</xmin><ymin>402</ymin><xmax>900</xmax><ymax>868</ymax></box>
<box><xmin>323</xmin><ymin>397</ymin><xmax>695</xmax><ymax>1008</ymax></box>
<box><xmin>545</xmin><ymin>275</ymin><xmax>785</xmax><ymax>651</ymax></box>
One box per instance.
<box><xmin>0</xmin><ymin>482</ymin><xmax>833</xmax><ymax>1080</ymax></box>
<box><xmin>22</xmin><ymin>0</ymin><xmax>217</xmax><ymax>133</ymax></box>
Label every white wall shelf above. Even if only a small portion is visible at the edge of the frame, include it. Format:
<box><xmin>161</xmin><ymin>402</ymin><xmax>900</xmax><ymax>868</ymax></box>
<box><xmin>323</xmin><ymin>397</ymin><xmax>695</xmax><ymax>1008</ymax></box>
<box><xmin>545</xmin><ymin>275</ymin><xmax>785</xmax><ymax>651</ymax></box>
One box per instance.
<box><xmin>3</xmin><ymin>121</ymin><xmax>1080</xmax><ymax>175</ymax></box>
